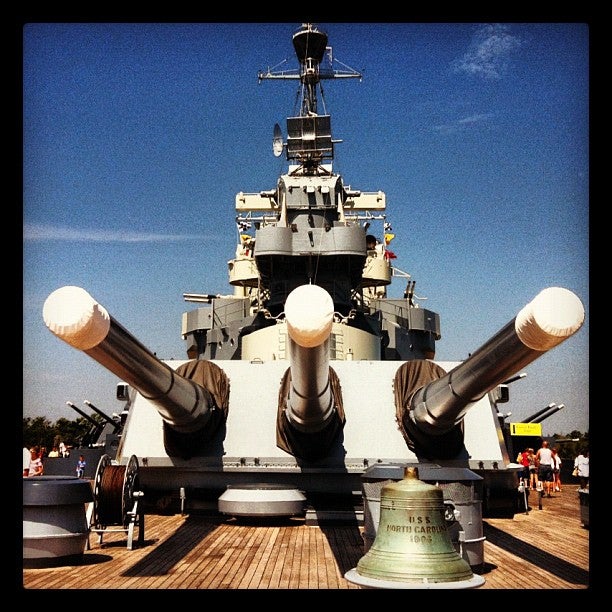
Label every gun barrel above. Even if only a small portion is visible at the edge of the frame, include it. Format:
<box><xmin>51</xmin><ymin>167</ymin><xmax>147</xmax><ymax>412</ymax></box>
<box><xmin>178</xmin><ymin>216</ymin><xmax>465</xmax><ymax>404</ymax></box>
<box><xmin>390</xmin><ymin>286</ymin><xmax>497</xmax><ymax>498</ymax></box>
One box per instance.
<box><xmin>522</xmin><ymin>402</ymin><xmax>557</xmax><ymax>423</ymax></box>
<box><xmin>531</xmin><ymin>403</ymin><xmax>565</xmax><ymax>424</ymax></box>
<box><xmin>65</xmin><ymin>401</ymin><xmax>102</xmax><ymax>428</ymax></box>
<box><xmin>44</xmin><ymin>286</ymin><xmax>215</xmax><ymax>434</ymax></box>
<box><xmin>408</xmin><ymin>287</ymin><xmax>584</xmax><ymax>440</ymax></box>
<box><xmin>283</xmin><ymin>284</ymin><xmax>335</xmax><ymax>432</ymax></box>
<box><xmin>83</xmin><ymin>400</ymin><xmax>119</xmax><ymax>429</ymax></box>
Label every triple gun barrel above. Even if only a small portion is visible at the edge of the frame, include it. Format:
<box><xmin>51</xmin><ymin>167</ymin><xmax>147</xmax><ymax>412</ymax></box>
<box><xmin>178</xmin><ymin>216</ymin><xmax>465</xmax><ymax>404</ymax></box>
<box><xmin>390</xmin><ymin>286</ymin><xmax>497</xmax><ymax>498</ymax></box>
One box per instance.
<box><xmin>43</xmin><ymin>285</ymin><xmax>584</xmax><ymax>459</ymax></box>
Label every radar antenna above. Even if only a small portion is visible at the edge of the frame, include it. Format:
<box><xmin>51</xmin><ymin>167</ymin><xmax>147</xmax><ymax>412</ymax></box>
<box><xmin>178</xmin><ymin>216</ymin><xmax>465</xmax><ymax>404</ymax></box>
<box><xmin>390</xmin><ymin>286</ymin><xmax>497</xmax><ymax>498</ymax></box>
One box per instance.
<box><xmin>272</xmin><ymin>123</ymin><xmax>284</xmax><ymax>157</ymax></box>
<box><xmin>258</xmin><ymin>23</ymin><xmax>362</xmax><ymax>174</ymax></box>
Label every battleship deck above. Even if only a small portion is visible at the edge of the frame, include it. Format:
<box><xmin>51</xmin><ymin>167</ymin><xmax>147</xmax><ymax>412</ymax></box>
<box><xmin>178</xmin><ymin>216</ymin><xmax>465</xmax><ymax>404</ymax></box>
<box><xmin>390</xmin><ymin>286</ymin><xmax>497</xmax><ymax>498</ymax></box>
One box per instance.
<box><xmin>22</xmin><ymin>485</ymin><xmax>589</xmax><ymax>590</ymax></box>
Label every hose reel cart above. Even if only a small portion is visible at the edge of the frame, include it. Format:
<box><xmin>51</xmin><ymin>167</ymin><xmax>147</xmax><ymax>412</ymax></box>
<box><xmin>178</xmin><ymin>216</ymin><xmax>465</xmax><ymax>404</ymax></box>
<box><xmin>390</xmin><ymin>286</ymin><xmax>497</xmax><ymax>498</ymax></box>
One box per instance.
<box><xmin>86</xmin><ymin>454</ymin><xmax>144</xmax><ymax>550</ymax></box>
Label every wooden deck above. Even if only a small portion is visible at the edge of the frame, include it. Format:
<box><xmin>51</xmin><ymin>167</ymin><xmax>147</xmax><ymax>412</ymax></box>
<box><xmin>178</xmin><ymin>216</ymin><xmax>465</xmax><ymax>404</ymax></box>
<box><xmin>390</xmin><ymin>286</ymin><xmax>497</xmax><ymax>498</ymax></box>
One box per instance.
<box><xmin>22</xmin><ymin>485</ymin><xmax>589</xmax><ymax>590</ymax></box>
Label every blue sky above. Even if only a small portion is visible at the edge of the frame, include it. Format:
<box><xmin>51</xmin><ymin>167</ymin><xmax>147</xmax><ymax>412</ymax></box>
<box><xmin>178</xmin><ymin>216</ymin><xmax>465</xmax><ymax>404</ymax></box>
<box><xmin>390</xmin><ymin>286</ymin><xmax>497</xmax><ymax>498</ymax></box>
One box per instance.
<box><xmin>23</xmin><ymin>22</ymin><xmax>589</xmax><ymax>436</ymax></box>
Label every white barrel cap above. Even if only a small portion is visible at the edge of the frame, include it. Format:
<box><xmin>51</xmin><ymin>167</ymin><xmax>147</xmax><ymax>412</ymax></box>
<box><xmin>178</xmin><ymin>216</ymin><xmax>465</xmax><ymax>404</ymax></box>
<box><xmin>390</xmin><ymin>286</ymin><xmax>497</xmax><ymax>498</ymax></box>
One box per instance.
<box><xmin>515</xmin><ymin>287</ymin><xmax>585</xmax><ymax>351</ymax></box>
<box><xmin>284</xmin><ymin>284</ymin><xmax>334</xmax><ymax>348</ymax></box>
<box><xmin>43</xmin><ymin>286</ymin><xmax>111</xmax><ymax>350</ymax></box>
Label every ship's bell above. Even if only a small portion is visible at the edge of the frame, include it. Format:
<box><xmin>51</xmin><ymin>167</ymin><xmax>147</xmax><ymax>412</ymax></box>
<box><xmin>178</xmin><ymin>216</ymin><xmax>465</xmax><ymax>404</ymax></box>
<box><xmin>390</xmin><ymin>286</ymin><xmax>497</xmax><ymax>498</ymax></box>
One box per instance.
<box><xmin>345</xmin><ymin>467</ymin><xmax>485</xmax><ymax>589</ymax></box>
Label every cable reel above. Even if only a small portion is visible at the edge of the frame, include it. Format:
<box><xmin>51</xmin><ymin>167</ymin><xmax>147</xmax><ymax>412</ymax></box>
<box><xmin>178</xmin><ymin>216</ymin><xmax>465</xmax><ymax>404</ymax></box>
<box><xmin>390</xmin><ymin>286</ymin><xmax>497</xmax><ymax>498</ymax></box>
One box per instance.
<box><xmin>87</xmin><ymin>454</ymin><xmax>144</xmax><ymax>550</ymax></box>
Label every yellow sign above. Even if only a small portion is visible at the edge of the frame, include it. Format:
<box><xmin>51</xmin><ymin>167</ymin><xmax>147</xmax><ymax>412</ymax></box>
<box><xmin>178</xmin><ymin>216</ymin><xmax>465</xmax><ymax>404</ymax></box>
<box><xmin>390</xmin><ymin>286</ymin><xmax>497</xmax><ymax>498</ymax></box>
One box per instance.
<box><xmin>510</xmin><ymin>422</ymin><xmax>542</xmax><ymax>436</ymax></box>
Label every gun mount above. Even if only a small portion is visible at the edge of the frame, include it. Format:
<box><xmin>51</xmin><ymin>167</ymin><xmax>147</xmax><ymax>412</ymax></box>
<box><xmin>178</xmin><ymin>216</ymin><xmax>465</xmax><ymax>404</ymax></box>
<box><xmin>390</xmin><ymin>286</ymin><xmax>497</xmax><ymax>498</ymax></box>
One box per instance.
<box><xmin>65</xmin><ymin>401</ymin><xmax>104</xmax><ymax>447</ymax></box>
<box><xmin>42</xmin><ymin>24</ymin><xmax>586</xmax><ymax>522</ymax></box>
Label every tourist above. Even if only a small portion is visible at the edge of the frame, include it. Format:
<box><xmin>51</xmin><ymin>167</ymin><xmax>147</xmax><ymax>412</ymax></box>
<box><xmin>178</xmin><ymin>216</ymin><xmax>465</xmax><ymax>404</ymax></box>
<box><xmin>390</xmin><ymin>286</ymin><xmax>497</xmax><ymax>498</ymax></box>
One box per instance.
<box><xmin>26</xmin><ymin>446</ymin><xmax>44</xmax><ymax>477</ymax></box>
<box><xmin>527</xmin><ymin>448</ymin><xmax>538</xmax><ymax>490</ymax></box>
<box><xmin>574</xmin><ymin>449</ymin><xmax>589</xmax><ymax>489</ymax></box>
<box><xmin>551</xmin><ymin>446</ymin><xmax>562</xmax><ymax>492</ymax></box>
<box><xmin>22</xmin><ymin>447</ymin><xmax>30</xmax><ymax>477</ymax></box>
<box><xmin>516</xmin><ymin>447</ymin><xmax>531</xmax><ymax>486</ymax></box>
<box><xmin>76</xmin><ymin>454</ymin><xmax>87</xmax><ymax>479</ymax></box>
<box><xmin>535</xmin><ymin>440</ymin><xmax>554</xmax><ymax>498</ymax></box>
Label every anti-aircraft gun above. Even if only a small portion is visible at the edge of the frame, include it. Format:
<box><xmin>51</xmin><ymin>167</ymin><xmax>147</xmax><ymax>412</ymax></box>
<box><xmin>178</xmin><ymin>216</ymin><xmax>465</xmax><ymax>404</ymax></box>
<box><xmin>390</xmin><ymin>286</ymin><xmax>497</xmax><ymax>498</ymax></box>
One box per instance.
<box><xmin>42</xmin><ymin>23</ymin><xmax>585</xmax><ymax>520</ymax></box>
<box><xmin>65</xmin><ymin>399</ymin><xmax>122</xmax><ymax>445</ymax></box>
<box><xmin>65</xmin><ymin>401</ymin><xmax>105</xmax><ymax>448</ymax></box>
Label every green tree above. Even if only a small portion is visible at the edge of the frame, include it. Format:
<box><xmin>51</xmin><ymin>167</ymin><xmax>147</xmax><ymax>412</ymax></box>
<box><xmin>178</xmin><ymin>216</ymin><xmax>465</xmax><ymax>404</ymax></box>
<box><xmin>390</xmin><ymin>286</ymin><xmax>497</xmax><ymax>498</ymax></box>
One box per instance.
<box><xmin>549</xmin><ymin>430</ymin><xmax>588</xmax><ymax>461</ymax></box>
<box><xmin>22</xmin><ymin>414</ymin><xmax>103</xmax><ymax>454</ymax></box>
<box><xmin>22</xmin><ymin>416</ymin><xmax>55</xmax><ymax>451</ymax></box>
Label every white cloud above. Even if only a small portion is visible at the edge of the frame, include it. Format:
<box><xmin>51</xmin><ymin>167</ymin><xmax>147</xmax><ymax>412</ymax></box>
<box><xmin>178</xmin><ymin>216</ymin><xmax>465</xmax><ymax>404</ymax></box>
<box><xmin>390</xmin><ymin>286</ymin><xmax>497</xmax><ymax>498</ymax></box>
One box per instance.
<box><xmin>453</xmin><ymin>24</ymin><xmax>523</xmax><ymax>79</ymax></box>
<box><xmin>433</xmin><ymin>112</ymin><xmax>494</xmax><ymax>134</ymax></box>
<box><xmin>23</xmin><ymin>223</ymin><xmax>205</xmax><ymax>243</ymax></box>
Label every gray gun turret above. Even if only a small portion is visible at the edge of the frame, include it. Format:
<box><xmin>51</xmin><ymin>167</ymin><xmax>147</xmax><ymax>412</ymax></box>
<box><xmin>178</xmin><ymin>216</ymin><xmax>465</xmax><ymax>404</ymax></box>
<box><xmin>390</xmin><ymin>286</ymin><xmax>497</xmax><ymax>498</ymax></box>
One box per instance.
<box><xmin>396</xmin><ymin>287</ymin><xmax>585</xmax><ymax>458</ymax></box>
<box><xmin>44</xmin><ymin>286</ymin><xmax>229</xmax><ymax>458</ymax></box>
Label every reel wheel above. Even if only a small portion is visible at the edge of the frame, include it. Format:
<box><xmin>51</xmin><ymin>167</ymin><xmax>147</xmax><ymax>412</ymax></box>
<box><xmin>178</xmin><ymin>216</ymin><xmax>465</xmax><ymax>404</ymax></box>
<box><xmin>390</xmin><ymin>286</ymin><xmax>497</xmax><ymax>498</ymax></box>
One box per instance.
<box><xmin>92</xmin><ymin>454</ymin><xmax>141</xmax><ymax>529</ymax></box>
<box><xmin>122</xmin><ymin>455</ymin><xmax>141</xmax><ymax>528</ymax></box>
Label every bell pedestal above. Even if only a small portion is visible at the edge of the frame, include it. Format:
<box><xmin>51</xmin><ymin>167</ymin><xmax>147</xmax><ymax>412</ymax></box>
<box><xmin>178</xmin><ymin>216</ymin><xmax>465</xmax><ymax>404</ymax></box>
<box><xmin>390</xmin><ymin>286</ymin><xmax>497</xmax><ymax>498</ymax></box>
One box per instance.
<box><xmin>344</xmin><ymin>568</ymin><xmax>485</xmax><ymax>589</ymax></box>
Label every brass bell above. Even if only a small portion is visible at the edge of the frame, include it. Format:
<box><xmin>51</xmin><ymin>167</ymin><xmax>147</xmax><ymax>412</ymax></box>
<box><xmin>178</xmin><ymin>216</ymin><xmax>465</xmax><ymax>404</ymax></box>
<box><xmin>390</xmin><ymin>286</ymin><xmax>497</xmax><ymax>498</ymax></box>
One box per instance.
<box><xmin>345</xmin><ymin>467</ymin><xmax>485</xmax><ymax>589</ymax></box>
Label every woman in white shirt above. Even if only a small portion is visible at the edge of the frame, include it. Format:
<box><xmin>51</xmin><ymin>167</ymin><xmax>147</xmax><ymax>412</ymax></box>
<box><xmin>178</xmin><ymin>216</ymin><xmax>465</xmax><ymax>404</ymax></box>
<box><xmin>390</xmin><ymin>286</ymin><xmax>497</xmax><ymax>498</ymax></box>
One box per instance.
<box><xmin>574</xmin><ymin>450</ymin><xmax>589</xmax><ymax>489</ymax></box>
<box><xmin>551</xmin><ymin>447</ymin><xmax>562</xmax><ymax>492</ymax></box>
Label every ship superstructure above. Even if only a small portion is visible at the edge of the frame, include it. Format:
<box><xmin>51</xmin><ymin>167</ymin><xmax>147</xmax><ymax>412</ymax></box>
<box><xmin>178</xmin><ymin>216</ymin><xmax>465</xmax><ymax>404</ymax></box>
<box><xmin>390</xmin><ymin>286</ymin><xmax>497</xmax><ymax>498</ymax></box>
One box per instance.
<box><xmin>183</xmin><ymin>23</ymin><xmax>440</xmax><ymax>373</ymax></box>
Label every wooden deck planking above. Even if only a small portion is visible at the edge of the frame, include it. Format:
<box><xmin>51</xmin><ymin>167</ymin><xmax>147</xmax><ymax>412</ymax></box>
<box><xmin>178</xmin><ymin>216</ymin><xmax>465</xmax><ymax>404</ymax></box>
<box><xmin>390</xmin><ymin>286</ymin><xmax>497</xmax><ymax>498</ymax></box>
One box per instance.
<box><xmin>188</xmin><ymin>521</ymin><xmax>247</xmax><ymax>589</ymax></box>
<box><xmin>288</xmin><ymin>522</ymin><xmax>305</xmax><ymax>589</ymax></box>
<box><xmin>22</xmin><ymin>486</ymin><xmax>589</xmax><ymax>590</ymax></box>
<box><xmin>237</xmin><ymin>525</ymin><xmax>278</xmax><ymax>589</ymax></box>
<box><xmin>480</xmin><ymin>489</ymin><xmax>589</xmax><ymax>590</ymax></box>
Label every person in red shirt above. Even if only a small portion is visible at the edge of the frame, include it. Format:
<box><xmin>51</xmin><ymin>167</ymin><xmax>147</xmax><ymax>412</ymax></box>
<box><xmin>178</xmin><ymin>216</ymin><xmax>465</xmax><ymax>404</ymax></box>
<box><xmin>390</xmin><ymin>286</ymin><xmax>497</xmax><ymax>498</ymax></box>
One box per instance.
<box><xmin>517</xmin><ymin>447</ymin><xmax>530</xmax><ymax>486</ymax></box>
